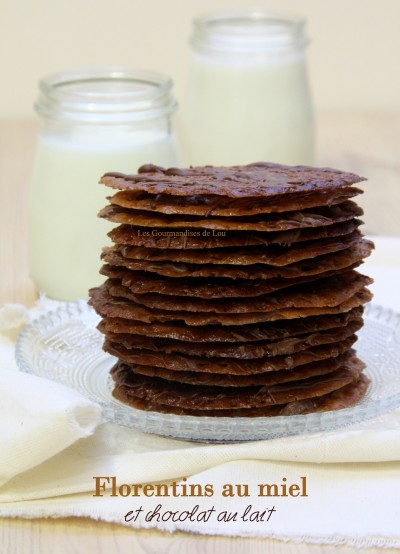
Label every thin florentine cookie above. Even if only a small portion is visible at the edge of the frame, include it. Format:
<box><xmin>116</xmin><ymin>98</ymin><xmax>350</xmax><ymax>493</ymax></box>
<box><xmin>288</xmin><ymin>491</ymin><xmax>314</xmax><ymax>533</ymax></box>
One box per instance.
<box><xmin>99</xmin><ymin>201</ymin><xmax>363</xmax><ymax>232</ymax></box>
<box><xmin>110</xmin><ymin>354</ymin><xmax>365</xmax><ymax>410</ymax></box>
<box><xmin>113</xmin><ymin>231</ymin><xmax>362</xmax><ymax>267</ymax></box>
<box><xmin>98</xmin><ymin>307</ymin><xmax>364</xmax><ymax>343</ymax></box>
<box><xmin>103</xmin><ymin>335</ymin><xmax>358</xmax><ymax>375</ymax></box>
<box><xmin>114</xmin><ymin>374</ymin><xmax>369</xmax><ymax>417</ymax></box>
<box><xmin>100</xmin><ymin>240</ymin><xmax>373</xmax><ymax>280</ymax></box>
<box><xmin>89</xmin><ymin>286</ymin><xmax>372</xmax><ymax>326</ymax></box>
<box><xmin>111</xmin><ymin>351</ymin><xmax>353</xmax><ymax>388</ymax></box>
<box><xmin>103</xmin><ymin>272</ymin><xmax>372</xmax><ymax>314</ymax></box>
<box><xmin>107</xmin><ymin>219</ymin><xmax>362</xmax><ymax>249</ymax></box>
<box><xmin>107</xmin><ymin>187</ymin><xmax>362</xmax><ymax>216</ymax></box>
<box><xmin>99</xmin><ymin>265</ymin><xmax>353</xmax><ymax>299</ymax></box>
<box><xmin>101</xmin><ymin>162</ymin><xmax>365</xmax><ymax>197</ymax></box>
<box><xmin>101</xmin><ymin>319</ymin><xmax>362</xmax><ymax>360</ymax></box>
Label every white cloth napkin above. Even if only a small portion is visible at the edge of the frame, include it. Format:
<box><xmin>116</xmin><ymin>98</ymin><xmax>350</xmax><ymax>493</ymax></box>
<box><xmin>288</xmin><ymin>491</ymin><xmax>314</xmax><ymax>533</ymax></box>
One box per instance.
<box><xmin>1</xmin><ymin>236</ymin><xmax>400</xmax><ymax>548</ymax></box>
<box><xmin>0</xmin><ymin>369</ymin><xmax>102</xmax><ymax>486</ymax></box>
<box><xmin>0</xmin><ymin>303</ymin><xmax>102</xmax><ymax>486</ymax></box>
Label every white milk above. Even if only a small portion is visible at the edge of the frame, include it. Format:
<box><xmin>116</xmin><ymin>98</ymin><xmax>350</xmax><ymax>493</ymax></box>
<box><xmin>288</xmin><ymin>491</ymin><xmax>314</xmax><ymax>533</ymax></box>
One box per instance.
<box><xmin>29</xmin><ymin>132</ymin><xmax>179</xmax><ymax>301</ymax></box>
<box><xmin>180</xmin><ymin>11</ymin><xmax>314</xmax><ymax>166</ymax></box>
<box><xmin>30</xmin><ymin>68</ymin><xmax>179</xmax><ymax>301</ymax></box>
<box><xmin>180</xmin><ymin>53</ymin><xmax>313</xmax><ymax>166</ymax></box>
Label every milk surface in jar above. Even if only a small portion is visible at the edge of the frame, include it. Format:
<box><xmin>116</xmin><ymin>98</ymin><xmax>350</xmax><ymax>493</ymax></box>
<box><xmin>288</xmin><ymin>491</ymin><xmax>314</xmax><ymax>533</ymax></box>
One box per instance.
<box><xmin>180</xmin><ymin>11</ymin><xmax>314</xmax><ymax>166</ymax></box>
<box><xmin>30</xmin><ymin>69</ymin><xmax>180</xmax><ymax>301</ymax></box>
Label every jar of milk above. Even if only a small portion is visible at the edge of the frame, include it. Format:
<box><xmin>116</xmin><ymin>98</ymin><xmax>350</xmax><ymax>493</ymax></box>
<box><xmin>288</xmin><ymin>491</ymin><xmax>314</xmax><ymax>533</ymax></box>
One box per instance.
<box><xmin>30</xmin><ymin>68</ymin><xmax>180</xmax><ymax>301</ymax></box>
<box><xmin>180</xmin><ymin>10</ymin><xmax>314</xmax><ymax>166</ymax></box>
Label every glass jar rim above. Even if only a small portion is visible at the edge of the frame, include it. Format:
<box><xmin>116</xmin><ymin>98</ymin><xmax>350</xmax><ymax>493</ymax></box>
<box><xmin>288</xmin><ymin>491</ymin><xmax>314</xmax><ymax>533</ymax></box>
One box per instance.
<box><xmin>191</xmin><ymin>10</ymin><xmax>309</xmax><ymax>55</ymax></box>
<box><xmin>35</xmin><ymin>67</ymin><xmax>178</xmax><ymax>123</ymax></box>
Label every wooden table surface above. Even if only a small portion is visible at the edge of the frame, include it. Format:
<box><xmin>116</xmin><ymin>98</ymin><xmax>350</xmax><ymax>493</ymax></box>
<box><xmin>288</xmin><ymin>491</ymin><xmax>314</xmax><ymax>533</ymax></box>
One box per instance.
<box><xmin>1</xmin><ymin>115</ymin><xmax>399</xmax><ymax>553</ymax></box>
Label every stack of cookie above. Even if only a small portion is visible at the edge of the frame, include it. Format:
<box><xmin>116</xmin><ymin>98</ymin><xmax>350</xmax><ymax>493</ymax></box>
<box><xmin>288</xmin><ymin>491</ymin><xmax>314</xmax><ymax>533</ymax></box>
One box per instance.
<box><xmin>89</xmin><ymin>162</ymin><xmax>374</xmax><ymax>417</ymax></box>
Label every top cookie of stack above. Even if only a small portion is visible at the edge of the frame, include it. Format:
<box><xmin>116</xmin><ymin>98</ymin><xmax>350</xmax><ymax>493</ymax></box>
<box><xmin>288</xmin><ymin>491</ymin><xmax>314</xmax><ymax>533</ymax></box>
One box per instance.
<box><xmin>89</xmin><ymin>162</ymin><xmax>374</xmax><ymax>418</ymax></box>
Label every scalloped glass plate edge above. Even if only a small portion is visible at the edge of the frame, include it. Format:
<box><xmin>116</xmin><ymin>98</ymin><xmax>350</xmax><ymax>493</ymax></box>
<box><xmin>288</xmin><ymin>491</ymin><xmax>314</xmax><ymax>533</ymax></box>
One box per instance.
<box><xmin>15</xmin><ymin>301</ymin><xmax>400</xmax><ymax>443</ymax></box>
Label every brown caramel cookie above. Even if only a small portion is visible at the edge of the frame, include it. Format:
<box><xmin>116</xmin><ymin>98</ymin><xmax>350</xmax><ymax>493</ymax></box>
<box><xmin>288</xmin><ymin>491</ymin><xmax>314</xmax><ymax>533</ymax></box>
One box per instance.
<box><xmin>111</xmin><ymin>351</ymin><xmax>352</xmax><ymax>388</ymax></box>
<box><xmin>108</xmin><ymin>187</ymin><xmax>361</xmax><ymax>217</ymax></box>
<box><xmin>112</xmin><ymin>231</ymin><xmax>362</xmax><ymax>267</ymax></box>
<box><xmin>99</xmin><ymin>201</ymin><xmax>363</xmax><ymax>232</ymax></box>
<box><xmin>114</xmin><ymin>373</ymin><xmax>369</xmax><ymax>417</ymax></box>
<box><xmin>98</xmin><ymin>307</ymin><xmax>363</xmax><ymax>343</ymax></box>
<box><xmin>100</xmin><ymin>240</ymin><xmax>373</xmax><ymax>280</ymax></box>
<box><xmin>100</xmin><ymin>319</ymin><xmax>362</xmax><ymax>360</ymax></box>
<box><xmin>89</xmin><ymin>285</ymin><xmax>372</xmax><ymax>326</ymax></box>
<box><xmin>108</xmin><ymin>219</ymin><xmax>361</xmax><ymax>249</ymax></box>
<box><xmin>110</xmin><ymin>354</ymin><xmax>365</xmax><ymax>410</ymax></box>
<box><xmin>101</xmin><ymin>162</ymin><xmax>365</xmax><ymax>198</ymax></box>
<box><xmin>103</xmin><ymin>335</ymin><xmax>357</xmax><ymax>375</ymax></box>
<box><xmin>104</xmin><ymin>271</ymin><xmax>371</xmax><ymax>315</ymax></box>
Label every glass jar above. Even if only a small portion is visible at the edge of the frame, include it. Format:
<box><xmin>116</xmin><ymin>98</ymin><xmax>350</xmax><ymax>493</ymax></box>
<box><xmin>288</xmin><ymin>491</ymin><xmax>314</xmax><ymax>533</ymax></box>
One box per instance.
<box><xmin>180</xmin><ymin>10</ymin><xmax>314</xmax><ymax>166</ymax></box>
<box><xmin>30</xmin><ymin>68</ymin><xmax>180</xmax><ymax>301</ymax></box>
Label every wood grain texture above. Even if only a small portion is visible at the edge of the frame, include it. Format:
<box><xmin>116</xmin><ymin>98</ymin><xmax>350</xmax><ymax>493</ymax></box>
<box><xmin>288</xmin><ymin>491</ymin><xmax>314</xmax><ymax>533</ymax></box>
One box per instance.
<box><xmin>0</xmin><ymin>115</ymin><xmax>399</xmax><ymax>553</ymax></box>
<box><xmin>1</xmin><ymin>517</ymin><xmax>397</xmax><ymax>554</ymax></box>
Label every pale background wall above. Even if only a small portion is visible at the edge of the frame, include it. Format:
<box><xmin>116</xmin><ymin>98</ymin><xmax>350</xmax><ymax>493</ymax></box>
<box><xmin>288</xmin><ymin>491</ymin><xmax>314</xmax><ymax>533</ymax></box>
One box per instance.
<box><xmin>1</xmin><ymin>0</ymin><xmax>400</xmax><ymax>118</ymax></box>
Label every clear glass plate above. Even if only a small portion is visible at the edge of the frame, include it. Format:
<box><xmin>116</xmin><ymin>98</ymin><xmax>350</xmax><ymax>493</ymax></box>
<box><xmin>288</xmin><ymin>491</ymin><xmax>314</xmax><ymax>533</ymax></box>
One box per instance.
<box><xmin>15</xmin><ymin>301</ymin><xmax>400</xmax><ymax>442</ymax></box>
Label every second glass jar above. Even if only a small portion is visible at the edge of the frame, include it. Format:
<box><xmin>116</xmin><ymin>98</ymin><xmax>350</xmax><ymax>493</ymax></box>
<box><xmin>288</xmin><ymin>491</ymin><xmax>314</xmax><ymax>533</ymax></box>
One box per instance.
<box><xmin>180</xmin><ymin>10</ymin><xmax>314</xmax><ymax>167</ymax></box>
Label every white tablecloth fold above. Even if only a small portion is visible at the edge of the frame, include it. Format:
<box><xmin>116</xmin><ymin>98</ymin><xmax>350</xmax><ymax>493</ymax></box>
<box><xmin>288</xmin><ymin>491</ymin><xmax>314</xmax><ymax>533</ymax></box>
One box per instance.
<box><xmin>0</xmin><ymin>369</ymin><xmax>101</xmax><ymax>487</ymax></box>
<box><xmin>0</xmin><ymin>237</ymin><xmax>399</xmax><ymax>548</ymax></box>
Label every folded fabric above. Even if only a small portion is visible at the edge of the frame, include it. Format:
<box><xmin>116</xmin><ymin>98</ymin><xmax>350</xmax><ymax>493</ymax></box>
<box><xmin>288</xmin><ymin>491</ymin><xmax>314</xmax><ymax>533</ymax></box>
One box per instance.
<box><xmin>2</xmin><ymin>459</ymin><xmax>400</xmax><ymax>548</ymax></box>
<box><xmin>1</xmin><ymin>405</ymin><xmax>400</xmax><ymax>502</ymax></box>
<box><xmin>0</xmin><ymin>304</ymin><xmax>102</xmax><ymax>486</ymax></box>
